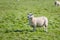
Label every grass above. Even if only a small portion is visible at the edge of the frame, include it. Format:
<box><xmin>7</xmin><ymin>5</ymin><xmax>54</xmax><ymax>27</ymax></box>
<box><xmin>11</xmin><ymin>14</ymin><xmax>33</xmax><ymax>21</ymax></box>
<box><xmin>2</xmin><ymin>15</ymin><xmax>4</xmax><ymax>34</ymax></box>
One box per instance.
<box><xmin>0</xmin><ymin>0</ymin><xmax>60</xmax><ymax>40</ymax></box>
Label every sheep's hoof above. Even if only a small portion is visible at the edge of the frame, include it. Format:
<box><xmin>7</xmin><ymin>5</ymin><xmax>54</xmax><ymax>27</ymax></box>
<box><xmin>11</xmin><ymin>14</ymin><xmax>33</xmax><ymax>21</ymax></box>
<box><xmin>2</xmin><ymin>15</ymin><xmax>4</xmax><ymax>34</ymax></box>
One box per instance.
<box><xmin>29</xmin><ymin>30</ymin><xmax>34</xmax><ymax>32</ymax></box>
<box><xmin>44</xmin><ymin>30</ymin><xmax>48</xmax><ymax>32</ymax></box>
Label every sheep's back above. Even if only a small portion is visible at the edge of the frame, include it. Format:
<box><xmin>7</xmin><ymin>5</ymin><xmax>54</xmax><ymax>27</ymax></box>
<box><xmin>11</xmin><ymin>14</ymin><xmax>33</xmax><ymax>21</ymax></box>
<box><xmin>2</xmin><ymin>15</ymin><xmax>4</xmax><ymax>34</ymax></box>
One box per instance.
<box><xmin>36</xmin><ymin>16</ymin><xmax>48</xmax><ymax>26</ymax></box>
<box><xmin>56</xmin><ymin>1</ymin><xmax>60</xmax><ymax>5</ymax></box>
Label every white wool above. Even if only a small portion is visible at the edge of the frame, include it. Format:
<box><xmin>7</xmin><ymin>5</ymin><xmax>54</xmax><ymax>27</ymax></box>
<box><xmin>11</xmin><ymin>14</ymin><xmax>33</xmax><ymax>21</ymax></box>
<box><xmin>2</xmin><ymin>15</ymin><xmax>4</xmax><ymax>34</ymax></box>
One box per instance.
<box><xmin>28</xmin><ymin>14</ymin><xmax>48</xmax><ymax>32</ymax></box>
<box><xmin>55</xmin><ymin>1</ymin><xmax>60</xmax><ymax>6</ymax></box>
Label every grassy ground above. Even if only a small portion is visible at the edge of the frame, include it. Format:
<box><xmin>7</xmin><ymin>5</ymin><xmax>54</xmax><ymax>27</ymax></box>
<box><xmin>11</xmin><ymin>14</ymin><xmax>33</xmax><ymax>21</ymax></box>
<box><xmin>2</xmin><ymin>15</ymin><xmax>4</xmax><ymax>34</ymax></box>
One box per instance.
<box><xmin>0</xmin><ymin>0</ymin><xmax>60</xmax><ymax>40</ymax></box>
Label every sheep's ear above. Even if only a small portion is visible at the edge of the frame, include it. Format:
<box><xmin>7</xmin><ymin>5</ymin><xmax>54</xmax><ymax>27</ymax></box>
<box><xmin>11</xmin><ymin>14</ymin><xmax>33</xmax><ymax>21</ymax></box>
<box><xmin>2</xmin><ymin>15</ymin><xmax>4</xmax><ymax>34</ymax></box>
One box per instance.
<box><xmin>30</xmin><ymin>14</ymin><xmax>33</xmax><ymax>16</ymax></box>
<box><xmin>28</xmin><ymin>13</ymin><xmax>33</xmax><ymax>15</ymax></box>
<box><xmin>30</xmin><ymin>13</ymin><xmax>33</xmax><ymax>15</ymax></box>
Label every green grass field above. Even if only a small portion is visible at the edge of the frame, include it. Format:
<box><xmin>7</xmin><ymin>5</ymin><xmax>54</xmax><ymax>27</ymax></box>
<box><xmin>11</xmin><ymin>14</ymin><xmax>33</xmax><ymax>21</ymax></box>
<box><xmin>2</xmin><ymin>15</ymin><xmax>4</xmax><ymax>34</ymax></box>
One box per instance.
<box><xmin>0</xmin><ymin>0</ymin><xmax>60</xmax><ymax>40</ymax></box>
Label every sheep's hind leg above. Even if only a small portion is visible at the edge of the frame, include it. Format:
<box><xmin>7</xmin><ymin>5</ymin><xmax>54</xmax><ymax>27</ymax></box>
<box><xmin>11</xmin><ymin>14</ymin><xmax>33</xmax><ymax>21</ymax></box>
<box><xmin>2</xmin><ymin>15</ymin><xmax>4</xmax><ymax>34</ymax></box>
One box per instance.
<box><xmin>43</xmin><ymin>25</ymin><xmax>48</xmax><ymax>32</ymax></box>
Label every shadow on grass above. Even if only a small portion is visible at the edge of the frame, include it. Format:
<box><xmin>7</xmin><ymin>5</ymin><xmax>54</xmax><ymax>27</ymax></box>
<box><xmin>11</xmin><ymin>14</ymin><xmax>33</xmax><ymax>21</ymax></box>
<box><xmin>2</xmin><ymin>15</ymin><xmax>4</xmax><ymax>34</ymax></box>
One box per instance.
<box><xmin>5</xmin><ymin>29</ymin><xmax>34</xmax><ymax>33</ymax></box>
<box><xmin>5</xmin><ymin>29</ymin><xmax>47</xmax><ymax>33</ymax></box>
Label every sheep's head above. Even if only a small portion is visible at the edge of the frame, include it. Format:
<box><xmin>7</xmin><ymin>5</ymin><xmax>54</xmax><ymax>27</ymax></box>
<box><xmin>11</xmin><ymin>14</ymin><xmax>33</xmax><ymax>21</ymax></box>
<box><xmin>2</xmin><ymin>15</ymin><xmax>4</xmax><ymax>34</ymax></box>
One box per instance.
<box><xmin>27</xmin><ymin>13</ymin><xmax>34</xmax><ymax>20</ymax></box>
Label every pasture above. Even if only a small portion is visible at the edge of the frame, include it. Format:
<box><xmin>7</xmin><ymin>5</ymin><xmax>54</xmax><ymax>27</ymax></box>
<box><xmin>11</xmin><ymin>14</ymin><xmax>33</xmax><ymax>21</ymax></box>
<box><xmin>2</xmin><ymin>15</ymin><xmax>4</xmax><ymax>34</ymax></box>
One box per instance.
<box><xmin>0</xmin><ymin>0</ymin><xmax>60</xmax><ymax>40</ymax></box>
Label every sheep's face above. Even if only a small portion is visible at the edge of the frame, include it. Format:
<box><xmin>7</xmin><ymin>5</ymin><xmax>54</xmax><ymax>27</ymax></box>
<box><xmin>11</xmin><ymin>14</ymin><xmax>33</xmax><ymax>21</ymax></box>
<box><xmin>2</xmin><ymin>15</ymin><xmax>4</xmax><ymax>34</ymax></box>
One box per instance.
<box><xmin>55</xmin><ymin>1</ymin><xmax>60</xmax><ymax>6</ymax></box>
<box><xmin>27</xmin><ymin>13</ymin><xmax>33</xmax><ymax>20</ymax></box>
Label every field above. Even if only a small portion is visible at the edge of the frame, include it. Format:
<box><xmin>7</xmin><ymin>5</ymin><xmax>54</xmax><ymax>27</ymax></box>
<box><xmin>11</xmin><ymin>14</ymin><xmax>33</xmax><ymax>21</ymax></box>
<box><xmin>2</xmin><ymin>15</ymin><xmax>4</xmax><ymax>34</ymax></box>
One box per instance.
<box><xmin>0</xmin><ymin>0</ymin><xmax>60</xmax><ymax>40</ymax></box>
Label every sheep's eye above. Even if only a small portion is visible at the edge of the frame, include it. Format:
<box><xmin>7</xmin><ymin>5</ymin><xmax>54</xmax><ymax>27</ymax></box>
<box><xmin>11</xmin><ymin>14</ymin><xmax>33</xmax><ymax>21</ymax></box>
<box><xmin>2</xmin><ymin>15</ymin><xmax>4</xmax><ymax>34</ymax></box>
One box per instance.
<box><xmin>27</xmin><ymin>16</ymin><xmax>32</xmax><ymax>19</ymax></box>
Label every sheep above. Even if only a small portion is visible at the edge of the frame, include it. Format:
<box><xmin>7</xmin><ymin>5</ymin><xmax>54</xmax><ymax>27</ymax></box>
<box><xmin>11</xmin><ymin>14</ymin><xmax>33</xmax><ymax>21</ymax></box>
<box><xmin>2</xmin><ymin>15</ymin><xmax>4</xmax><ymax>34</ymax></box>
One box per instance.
<box><xmin>27</xmin><ymin>13</ymin><xmax>48</xmax><ymax>32</ymax></box>
<box><xmin>55</xmin><ymin>0</ymin><xmax>60</xmax><ymax>6</ymax></box>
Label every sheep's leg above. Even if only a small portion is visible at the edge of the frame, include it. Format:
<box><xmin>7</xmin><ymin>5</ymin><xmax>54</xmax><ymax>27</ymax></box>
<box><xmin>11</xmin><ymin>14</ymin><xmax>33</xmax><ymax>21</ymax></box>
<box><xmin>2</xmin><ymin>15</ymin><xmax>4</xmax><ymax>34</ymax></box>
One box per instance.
<box><xmin>44</xmin><ymin>19</ymin><xmax>48</xmax><ymax>32</ymax></box>
<box><xmin>45</xmin><ymin>26</ymin><xmax>48</xmax><ymax>32</ymax></box>
<box><xmin>33</xmin><ymin>25</ymin><xmax>36</xmax><ymax>31</ymax></box>
<box><xmin>43</xmin><ymin>26</ymin><xmax>46</xmax><ymax>32</ymax></box>
<box><xmin>43</xmin><ymin>25</ymin><xmax>48</xmax><ymax>32</ymax></box>
<box><xmin>33</xmin><ymin>22</ymin><xmax>37</xmax><ymax>31</ymax></box>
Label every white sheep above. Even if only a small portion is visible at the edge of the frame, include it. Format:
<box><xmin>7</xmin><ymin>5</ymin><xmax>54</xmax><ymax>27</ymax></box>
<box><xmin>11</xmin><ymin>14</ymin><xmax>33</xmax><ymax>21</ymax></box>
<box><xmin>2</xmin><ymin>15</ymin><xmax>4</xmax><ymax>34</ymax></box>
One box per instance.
<box><xmin>27</xmin><ymin>13</ymin><xmax>48</xmax><ymax>32</ymax></box>
<box><xmin>55</xmin><ymin>0</ymin><xmax>60</xmax><ymax>6</ymax></box>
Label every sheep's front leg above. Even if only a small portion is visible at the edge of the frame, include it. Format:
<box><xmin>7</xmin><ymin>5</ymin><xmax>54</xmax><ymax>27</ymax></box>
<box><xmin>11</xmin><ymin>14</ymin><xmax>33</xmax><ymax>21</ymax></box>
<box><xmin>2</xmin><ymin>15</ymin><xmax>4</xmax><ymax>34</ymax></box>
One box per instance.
<box><xmin>33</xmin><ymin>22</ymin><xmax>36</xmax><ymax>31</ymax></box>
<box><xmin>33</xmin><ymin>25</ymin><xmax>36</xmax><ymax>31</ymax></box>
